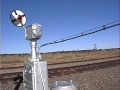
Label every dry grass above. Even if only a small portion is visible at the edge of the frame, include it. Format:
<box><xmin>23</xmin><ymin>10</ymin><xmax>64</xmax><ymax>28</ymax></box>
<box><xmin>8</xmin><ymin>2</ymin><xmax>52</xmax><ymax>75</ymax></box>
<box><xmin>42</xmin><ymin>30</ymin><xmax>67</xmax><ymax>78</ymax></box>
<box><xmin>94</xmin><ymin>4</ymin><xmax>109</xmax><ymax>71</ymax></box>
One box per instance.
<box><xmin>0</xmin><ymin>49</ymin><xmax>120</xmax><ymax>65</ymax></box>
<box><xmin>42</xmin><ymin>49</ymin><xmax>120</xmax><ymax>64</ymax></box>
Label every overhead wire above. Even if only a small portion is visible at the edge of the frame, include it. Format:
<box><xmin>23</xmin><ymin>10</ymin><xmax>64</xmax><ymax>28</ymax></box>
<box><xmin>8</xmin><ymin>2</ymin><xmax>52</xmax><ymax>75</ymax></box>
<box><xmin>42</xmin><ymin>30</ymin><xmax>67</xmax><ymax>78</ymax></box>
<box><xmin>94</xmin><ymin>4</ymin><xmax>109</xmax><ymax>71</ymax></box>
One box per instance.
<box><xmin>39</xmin><ymin>20</ymin><xmax>120</xmax><ymax>48</ymax></box>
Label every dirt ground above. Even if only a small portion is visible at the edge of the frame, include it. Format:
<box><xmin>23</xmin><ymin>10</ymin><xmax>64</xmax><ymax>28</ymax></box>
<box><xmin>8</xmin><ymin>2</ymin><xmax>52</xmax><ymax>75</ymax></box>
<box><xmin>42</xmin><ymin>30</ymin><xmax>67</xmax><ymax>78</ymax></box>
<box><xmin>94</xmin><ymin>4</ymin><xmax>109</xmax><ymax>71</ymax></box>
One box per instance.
<box><xmin>0</xmin><ymin>48</ymin><xmax>120</xmax><ymax>90</ymax></box>
<box><xmin>1</xmin><ymin>60</ymin><xmax>120</xmax><ymax>90</ymax></box>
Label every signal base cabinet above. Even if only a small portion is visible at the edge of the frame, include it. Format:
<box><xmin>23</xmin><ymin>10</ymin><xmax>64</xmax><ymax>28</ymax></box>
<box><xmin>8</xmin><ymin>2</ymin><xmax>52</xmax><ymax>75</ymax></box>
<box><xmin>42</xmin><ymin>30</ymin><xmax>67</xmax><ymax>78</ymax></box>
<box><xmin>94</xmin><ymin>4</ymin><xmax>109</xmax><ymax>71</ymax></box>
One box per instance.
<box><xmin>23</xmin><ymin>60</ymin><xmax>48</xmax><ymax>90</ymax></box>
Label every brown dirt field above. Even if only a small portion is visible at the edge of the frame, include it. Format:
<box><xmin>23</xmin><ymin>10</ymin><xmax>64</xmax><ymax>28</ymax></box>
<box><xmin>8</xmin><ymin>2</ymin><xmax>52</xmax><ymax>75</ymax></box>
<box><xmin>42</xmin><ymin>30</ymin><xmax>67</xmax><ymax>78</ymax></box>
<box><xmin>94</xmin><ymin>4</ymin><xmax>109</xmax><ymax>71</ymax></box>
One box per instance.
<box><xmin>0</xmin><ymin>48</ymin><xmax>120</xmax><ymax>66</ymax></box>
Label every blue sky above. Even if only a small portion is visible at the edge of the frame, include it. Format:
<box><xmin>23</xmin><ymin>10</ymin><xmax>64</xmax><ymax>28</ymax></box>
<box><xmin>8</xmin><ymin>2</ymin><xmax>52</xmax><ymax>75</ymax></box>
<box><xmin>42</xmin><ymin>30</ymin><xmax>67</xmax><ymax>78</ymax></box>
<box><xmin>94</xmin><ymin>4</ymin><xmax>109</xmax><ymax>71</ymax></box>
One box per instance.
<box><xmin>1</xmin><ymin>0</ymin><xmax>120</xmax><ymax>54</ymax></box>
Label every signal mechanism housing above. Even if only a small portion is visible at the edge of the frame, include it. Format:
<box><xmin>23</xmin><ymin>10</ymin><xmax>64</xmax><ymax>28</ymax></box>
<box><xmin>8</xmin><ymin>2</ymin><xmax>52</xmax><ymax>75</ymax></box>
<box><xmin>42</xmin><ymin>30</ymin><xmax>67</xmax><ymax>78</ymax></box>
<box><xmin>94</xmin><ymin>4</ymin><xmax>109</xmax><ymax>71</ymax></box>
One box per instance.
<box><xmin>25</xmin><ymin>23</ymin><xmax>42</xmax><ymax>40</ymax></box>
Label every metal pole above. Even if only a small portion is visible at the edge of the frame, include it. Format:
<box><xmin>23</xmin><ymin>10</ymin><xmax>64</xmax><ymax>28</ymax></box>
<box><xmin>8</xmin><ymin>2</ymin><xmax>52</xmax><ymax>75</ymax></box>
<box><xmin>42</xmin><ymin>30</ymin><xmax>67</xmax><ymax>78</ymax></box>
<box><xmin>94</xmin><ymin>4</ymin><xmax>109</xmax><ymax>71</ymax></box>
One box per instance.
<box><xmin>22</xmin><ymin>25</ymin><xmax>27</xmax><ymax>39</ymax></box>
<box><xmin>30</xmin><ymin>40</ymin><xmax>38</xmax><ymax>60</ymax></box>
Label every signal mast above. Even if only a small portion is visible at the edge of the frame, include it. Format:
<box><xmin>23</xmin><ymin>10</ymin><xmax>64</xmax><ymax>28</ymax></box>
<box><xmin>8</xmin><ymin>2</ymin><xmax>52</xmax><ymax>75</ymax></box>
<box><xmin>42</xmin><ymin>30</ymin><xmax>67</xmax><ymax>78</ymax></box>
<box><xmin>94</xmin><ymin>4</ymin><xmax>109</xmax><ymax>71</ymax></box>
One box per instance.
<box><xmin>10</xmin><ymin>9</ymin><xmax>48</xmax><ymax>90</ymax></box>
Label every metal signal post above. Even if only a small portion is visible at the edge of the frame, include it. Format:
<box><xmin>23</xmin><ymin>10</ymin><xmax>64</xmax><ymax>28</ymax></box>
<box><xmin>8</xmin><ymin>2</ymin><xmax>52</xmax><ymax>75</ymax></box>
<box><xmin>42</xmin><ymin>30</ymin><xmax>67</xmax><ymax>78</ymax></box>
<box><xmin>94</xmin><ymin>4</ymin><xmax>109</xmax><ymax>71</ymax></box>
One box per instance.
<box><xmin>10</xmin><ymin>10</ymin><xmax>48</xmax><ymax>90</ymax></box>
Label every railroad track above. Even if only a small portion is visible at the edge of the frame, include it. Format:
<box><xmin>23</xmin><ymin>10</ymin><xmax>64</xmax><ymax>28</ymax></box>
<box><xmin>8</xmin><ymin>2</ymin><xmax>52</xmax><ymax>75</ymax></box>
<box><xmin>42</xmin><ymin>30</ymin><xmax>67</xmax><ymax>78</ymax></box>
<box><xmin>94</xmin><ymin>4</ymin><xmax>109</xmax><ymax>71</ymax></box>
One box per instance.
<box><xmin>1</xmin><ymin>56</ymin><xmax>119</xmax><ymax>69</ymax></box>
<box><xmin>48</xmin><ymin>58</ymin><xmax>120</xmax><ymax>78</ymax></box>
<box><xmin>0</xmin><ymin>56</ymin><xmax>120</xmax><ymax>81</ymax></box>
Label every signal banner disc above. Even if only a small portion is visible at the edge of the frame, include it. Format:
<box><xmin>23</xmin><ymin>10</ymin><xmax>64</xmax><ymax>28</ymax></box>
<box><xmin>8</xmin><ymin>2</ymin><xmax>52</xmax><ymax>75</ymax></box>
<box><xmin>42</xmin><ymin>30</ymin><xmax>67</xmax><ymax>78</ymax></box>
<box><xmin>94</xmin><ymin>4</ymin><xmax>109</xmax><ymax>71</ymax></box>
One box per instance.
<box><xmin>10</xmin><ymin>10</ymin><xmax>26</xmax><ymax>27</ymax></box>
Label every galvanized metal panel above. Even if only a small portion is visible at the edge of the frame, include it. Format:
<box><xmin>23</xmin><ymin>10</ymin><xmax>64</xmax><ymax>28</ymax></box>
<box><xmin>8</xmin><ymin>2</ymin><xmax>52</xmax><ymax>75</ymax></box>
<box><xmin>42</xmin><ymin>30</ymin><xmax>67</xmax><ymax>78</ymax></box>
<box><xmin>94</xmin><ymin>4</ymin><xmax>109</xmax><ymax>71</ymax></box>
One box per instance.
<box><xmin>23</xmin><ymin>60</ymin><xmax>48</xmax><ymax>90</ymax></box>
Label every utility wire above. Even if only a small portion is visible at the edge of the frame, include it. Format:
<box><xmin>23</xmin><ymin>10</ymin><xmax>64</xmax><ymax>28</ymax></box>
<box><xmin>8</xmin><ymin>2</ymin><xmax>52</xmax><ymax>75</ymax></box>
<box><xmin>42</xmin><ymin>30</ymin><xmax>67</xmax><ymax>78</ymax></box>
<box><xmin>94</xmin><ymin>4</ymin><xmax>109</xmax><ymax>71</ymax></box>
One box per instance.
<box><xmin>40</xmin><ymin>20</ymin><xmax>120</xmax><ymax>48</ymax></box>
